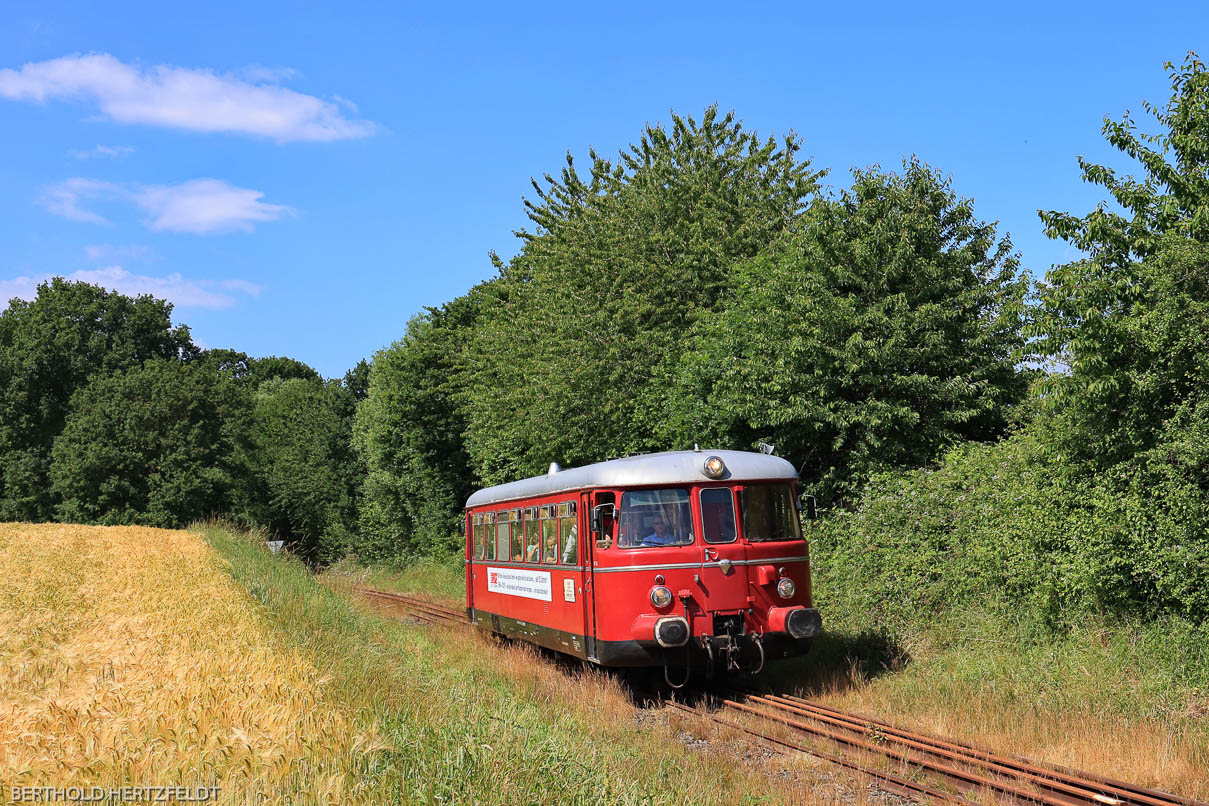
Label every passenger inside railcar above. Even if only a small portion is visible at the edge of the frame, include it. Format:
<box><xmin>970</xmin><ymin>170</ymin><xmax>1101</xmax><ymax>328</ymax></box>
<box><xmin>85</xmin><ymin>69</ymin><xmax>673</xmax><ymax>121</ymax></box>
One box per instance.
<box><xmin>561</xmin><ymin>524</ymin><xmax>577</xmax><ymax>563</ymax></box>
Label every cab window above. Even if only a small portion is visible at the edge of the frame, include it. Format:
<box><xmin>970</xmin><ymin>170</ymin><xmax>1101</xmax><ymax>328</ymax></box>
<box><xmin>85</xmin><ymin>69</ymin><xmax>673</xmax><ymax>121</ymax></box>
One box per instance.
<box><xmin>741</xmin><ymin>484</ymin><xmax>801</xmax><ymax>542</ymax></box>
<box><xmin>617</xmin><ymin>488</ymin><xmax>693</xmax><ymax>548</ymax></box>
<box><xmin>700</xmin><ymin>488</ymin><xmax>737</xmax><ymax>544</ymax></box>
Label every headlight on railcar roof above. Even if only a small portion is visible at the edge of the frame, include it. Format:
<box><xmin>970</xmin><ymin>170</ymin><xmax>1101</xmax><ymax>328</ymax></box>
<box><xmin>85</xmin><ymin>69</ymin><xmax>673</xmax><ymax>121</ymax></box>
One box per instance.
<box><xmin>703</xmin><ymin>455</ymin><xmax>726</xmax><ymax>479</ymax></box>
<box><xmin>650</xmin><ymin>585</ymin><xmax>674</xmax><ymax>609</ymax></box>
<box><xmin>776</xmin><ymin>578</ymin><xmax>796</xmax><ymax>599</ymax></box>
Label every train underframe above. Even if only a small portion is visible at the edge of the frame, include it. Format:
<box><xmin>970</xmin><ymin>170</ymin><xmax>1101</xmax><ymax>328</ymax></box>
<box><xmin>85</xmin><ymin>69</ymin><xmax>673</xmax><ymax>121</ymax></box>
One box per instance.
<box><xmin>469</xmin><ymin>606</ymin><xmax>821</xmax><ymax>677</ymax></box>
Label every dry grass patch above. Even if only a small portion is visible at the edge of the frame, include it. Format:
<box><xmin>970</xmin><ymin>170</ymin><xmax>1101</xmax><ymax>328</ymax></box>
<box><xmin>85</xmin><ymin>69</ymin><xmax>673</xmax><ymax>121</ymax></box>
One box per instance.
<box><xmin>762</xmin><ymin>627</ymin><xmax>1209</xmax><ymax>802</ymax></box>
<box><xmin>341</xmin><ymin>552</ymin><xmax>1209</xmax><ymax>802</ymax></box>
<box><xmin>335</xmin><ymin>563</ymin><xmax>921</xmax><ymax>804</ymax></box>
<box><xmin>0</xmin><ymin>523</ymin><xmax>385</xmax><ymax>802</ymax></box>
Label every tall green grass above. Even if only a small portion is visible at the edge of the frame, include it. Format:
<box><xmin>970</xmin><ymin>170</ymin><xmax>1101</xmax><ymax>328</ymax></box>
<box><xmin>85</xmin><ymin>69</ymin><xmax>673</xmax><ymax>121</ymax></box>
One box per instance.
<box><xmin>198</xmin><ymin>523</ymin><xmax>786</xmax><ymax>805</ymax></box>
<box><xmin>323</xmin><ymin>553</ymin><xmax>464</xmax><ymax>602</ymax></box>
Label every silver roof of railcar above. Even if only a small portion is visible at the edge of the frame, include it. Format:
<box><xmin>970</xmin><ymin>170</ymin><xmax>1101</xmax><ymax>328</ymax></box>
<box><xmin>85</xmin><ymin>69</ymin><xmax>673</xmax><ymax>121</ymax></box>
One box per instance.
<box><xmin>465</xmin><ymin>449</ymin><xmax>798</xmax><ymax>508</ymax></box>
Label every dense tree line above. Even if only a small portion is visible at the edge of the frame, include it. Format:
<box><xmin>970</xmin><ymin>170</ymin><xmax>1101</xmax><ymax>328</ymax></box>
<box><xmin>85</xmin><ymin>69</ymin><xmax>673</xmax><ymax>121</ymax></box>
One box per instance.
<box><xmin>816</xmin><ymin>54</ymin><xmax>1209</xmax><ymax>634</ymax></box>
<box><xmin>0</xmin><ymin>279</ymin><xmax>362</xmax><ymax>560</ymax></box>
<box><xmin>356</xmin><ymin>109</ymin><xmax>1030</xmax><ymax>553</ymax></box>
<box><xmin>4</xmin><ymin>57</ymin><xmax>1209</xmax><ymax>642</ymax></box>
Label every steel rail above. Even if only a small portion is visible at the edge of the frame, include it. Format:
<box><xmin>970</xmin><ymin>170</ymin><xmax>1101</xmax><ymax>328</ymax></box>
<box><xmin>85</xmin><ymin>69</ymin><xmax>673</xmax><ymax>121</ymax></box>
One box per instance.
<box><xmin>355</xmin><ymin>587</ymin><xmax>464</xmax><ymax>624</ymax></box>
<box><xmin>758</xmin><ymin>693</ymin><xmax>1205</xmax><ymax>806</ymax></box>
<box><xmin>665</xmin><ymin>700</ymin><xmax>977</xmax><ymax>805</ymax></box>
<box><xmin>359</xmin><ymin>590</ymin><xmax>462</xmax><ymax>621</ymax></box>
<box><xmin>723</xmin><ymin>693</ymin><xmax>1205</xmax><ymax>806</ymax></box>
<box><xmin>723</xmin><ymin>696</ymin><xmax>1138</xmax><ymax>806</ymax></box>
<box><xmin>746</xmin><ymin>694</ymin><xmax>1125</xmax><ymax>806</ymax></box>
<box><xmin>347</xmin><ymin>586</ymin><xmax>1201</xmax><ymax>806</ymax></box>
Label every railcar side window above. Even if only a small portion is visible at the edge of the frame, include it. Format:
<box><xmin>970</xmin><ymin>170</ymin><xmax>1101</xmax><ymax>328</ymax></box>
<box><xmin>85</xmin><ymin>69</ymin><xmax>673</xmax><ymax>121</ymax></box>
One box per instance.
<box><xmin>524</xmin><ymin>507</ymin><xmax>540</xmax><ymax>563</ymax></box>
<box><xmin>558</xmin><ymin>501</ymin><xmax>577</xmax><ymax>564</ymax></box>
<box><xmin>495</xmin><ymin>512</ymin><xmax>509</xmax><ymax>560</ymax></box>
<box><xmin>485</xmin><ymin>512</ymin><xmax>496</xmax><ymax>560</ymax></box>
<box><xmin>473</xmin><ymin>514</ymin><xmax>486</xmax><ymax>559</ymax></box>
<box><xmin>541</xmin><ymin>508</ymin><xmax>558</xmax><ymax>563</ymax></box>
<box><xmin>741</xmin><ymin>484</ymin><xmax>801</xmax><ymax>542</ymax></box>
<box><xmin>540</xmin><ymin>506</ymin><xmax>558</xmax><ymax>565</ymax></box>
<box><xmin>618</xmin><ymin>488</ymin><xmax>693</xmax><ymax>548</ymax></box>
<box><xmin>510</xmin><ymin>509</ymin><xmax>523</xmax><ymax>562</ymax></box>
<box><xmin>700</xmin><ymin>488</ymin><xmax>737</xmax><ymax>544</ymax></box>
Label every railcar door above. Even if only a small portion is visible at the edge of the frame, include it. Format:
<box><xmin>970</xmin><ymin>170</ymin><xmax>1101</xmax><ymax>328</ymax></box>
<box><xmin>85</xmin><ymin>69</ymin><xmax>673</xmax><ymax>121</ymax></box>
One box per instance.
<box><xmin>696</xmin><ymin>486</ymin><xmax>750</xmax><ymax>614</ymax></box>
<box><xmin>583</xmin><ymin>490</ymin><xmax>615</xmax><ymax>662</ymax></box>
<box><xmin>465</xmin><ymin>511</ymin><xmax>474</xmax><ymax>616</ymax></box>
<box><xmin>580</xmin><ymin>492</ymin><xmax>595</xmax><ymax>660</ymax></box>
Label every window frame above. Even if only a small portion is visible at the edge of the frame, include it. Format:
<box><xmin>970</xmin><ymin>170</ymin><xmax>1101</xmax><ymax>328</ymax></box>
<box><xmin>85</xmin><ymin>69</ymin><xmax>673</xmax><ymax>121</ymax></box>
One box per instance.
<box><xmin>557</xmin><ymin>500</ymin><xmax>577</xmax><ymax>564</ymax></box>
<box><xmin>739</xmin><ymin>483</ymin><xmax>803</xmax><ymax>543</ymax></box>
<box><xmin>700</xmin><ymin>487</ymin><xmax>738</xmax><ymax>545</ymax></box>
<box><xmin>617</xmin><ymin>487</ymin><xmax>695</xmax><ymax>549</ymax></box>
<box><xmin>524</xmin><ymin>506</ymin><xmax>540</xmax><ymax>564</ymax></box>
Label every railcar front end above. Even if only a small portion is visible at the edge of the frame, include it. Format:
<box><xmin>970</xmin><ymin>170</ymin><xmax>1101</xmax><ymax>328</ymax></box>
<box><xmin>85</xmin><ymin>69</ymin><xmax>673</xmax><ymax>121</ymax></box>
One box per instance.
<box><xmin>464</xmin><ymin>449</ymin><xmax>822</xmax><ymax>679</ymax></box>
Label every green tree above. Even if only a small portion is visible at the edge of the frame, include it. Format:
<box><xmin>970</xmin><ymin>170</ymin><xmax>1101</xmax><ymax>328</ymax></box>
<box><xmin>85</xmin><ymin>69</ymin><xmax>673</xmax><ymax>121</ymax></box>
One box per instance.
<box><xmin>193</xmin><ymin>349</ymin><xmax>321</xmax><ymax>388</ymax></box>
<box><xmin>1033</xmin><ymin>53</ymin><xmax>1209</xmax><ymax>472</ymax></box>
<box><xmin>355</xmin><ymin>291</ymin><xmax>485</xmax><ymax>559</ymax></box>
<box><xmin>50</xmin><ymin>359</ymin><xmax>247</xmax><ymax>528</ymax></box>
<box><xmin>464</xmin><ymin>107</ymin><xmax>823</xmax><ymax>483</ymax></box>
<box><xmin>342</xmin><ymin>358</ymin><xmax>370</xmax><ymax>401</ymax></box>
<box><xmin>244</xmin><ymin>377</ymin><xmax>361</xmax><ymax>560</ymax></box>
<box><xmin>672</xmin><ymin>160</ymin><xmax>1029</xmax><ymax>503</ymax></box>
<box><xmin>0</xmin><ymin>279</ymin><xmax>194</xmax><ymax>521</ymax></box>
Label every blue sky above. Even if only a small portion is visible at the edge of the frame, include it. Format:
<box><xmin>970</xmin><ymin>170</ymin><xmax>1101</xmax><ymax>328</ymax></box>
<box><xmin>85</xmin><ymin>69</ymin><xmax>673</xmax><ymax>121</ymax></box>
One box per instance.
<box><xmin>1</xmin><ymin>1</ymin><xmax>1204</xmax><ymax>377</ymax></box>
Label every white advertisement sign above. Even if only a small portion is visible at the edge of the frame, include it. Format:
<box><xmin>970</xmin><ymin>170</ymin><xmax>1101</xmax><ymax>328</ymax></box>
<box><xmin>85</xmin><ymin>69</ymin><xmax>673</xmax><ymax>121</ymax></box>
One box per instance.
<box><xmin>487</xmin><ymin>567</ymin><xmax>552</xmax><ymax>602</ymax></box>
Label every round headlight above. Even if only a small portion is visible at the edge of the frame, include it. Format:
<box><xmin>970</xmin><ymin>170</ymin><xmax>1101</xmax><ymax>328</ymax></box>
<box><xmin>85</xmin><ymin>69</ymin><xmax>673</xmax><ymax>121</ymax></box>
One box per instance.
<box><xmin>703</xmin><ymin>455</ymin><xmax>726</xmax><ymax>479</ymax></box>
<box><xmin>776</xmin><ymin>578</ymin><xmax>796</xmax><ymax>599</ymax></box>
<box><xmin>650</xmin><ymin>585</ymin><xmax>674</xmax><ymax>609</ymax></box>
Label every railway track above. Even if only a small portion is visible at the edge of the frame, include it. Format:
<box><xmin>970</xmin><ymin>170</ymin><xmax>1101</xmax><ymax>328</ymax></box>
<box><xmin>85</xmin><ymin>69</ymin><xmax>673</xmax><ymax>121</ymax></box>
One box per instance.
<box><xmin>353</xmin><ymin>587</ymin><xmax>1204</xmax><ymax>806</ymax></box>
<box><xmin>354</xmin><ymin>587</ymin><xmax>465</xmax><ymax>625</ymax></box>
<box><xmin>676</xmin><ymin>692</ymin><xmax>1207</xmax><ymax>806</ymax></box>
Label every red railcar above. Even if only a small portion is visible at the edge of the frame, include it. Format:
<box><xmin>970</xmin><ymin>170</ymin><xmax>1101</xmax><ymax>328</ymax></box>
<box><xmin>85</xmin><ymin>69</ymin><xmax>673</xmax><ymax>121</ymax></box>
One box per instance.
<box><xmin>464</xmin><ymin>449</ymin><xmax>821</xmax><ymax>678</ymax></box>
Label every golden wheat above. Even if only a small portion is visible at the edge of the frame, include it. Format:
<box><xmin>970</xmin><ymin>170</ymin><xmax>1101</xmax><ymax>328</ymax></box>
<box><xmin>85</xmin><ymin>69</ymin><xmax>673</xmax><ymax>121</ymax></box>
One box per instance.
<box><xmin>0</xmin><ymin>523</ymin><xmax>385</xmax><ymax>804</ymax></box>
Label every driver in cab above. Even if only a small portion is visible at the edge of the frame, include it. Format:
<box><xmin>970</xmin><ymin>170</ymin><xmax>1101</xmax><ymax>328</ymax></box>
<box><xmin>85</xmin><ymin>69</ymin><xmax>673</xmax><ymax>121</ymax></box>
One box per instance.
<box><xmin>641</xmin><ymin>516</ymin><xmax>679</xmax><ymax>547</ymax></box>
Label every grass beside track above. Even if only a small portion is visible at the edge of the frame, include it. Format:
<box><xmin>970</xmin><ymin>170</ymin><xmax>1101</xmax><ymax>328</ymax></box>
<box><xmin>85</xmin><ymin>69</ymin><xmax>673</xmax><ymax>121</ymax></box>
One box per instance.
<box><xmin>763</xmin><ymin>615</ymin><xmax>1209</xmax><ymax>801</ymax></box>
<box><xmin>344</xmin><ymin>553</ymin><xmax>1209</xmax><ymax>801</ymax></box>
<box><xmin>321</xmin><ymin>555</ymin><xmax>464</xmax><ymax>604</ymax></box>
<box><xmin>202</xmin><ymin>525</ymin><xmax>826</xmax><ymax>805</ymax></box>
<box><xmin>3</xmin><ymin>523</ymin><xmax>837</xmax><ymax>804</ymax></box>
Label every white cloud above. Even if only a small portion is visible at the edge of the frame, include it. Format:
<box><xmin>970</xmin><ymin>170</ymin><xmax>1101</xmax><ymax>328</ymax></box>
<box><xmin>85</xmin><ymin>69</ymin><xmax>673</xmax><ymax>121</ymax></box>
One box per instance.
<box><xmin>38</xmin><ymin>178</ymin><xmax>115</xmax><ymax>223</ymax></box>
<box><xmin>71</xmin><ymin>144</ymin><xmax>134</xmax><ymax>159</ymax></box>
<box><xmin>0</xmin><ymin>53</ymin><xmax>374</xmax><ymax>142</ymax></box>
<box><xmin>84</xmin><ymin>243</ymin><xmax>152</xmax><ymax>261</ymax></box>
<box><xmin>0</xmin><ymin>266</ymin><xmax>262</xmax><ymax>309</ymax></box>
<box><xmin>237</xmin><ymin>65</ymin><xmax>298</xmax><ymax>84</ymax></box>
<box><xmin>135</xmin><ymin>179</ymin><xmax>294</xmax><ymax>234</ymax></box>
<box><xmin>40</xmin><ymin>177</ymin><xmax>294</xmax><ymax>234</ymax></box>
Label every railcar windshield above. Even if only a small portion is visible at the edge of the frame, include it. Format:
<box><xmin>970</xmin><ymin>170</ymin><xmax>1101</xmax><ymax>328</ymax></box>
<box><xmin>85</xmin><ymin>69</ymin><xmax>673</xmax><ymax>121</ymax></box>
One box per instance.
<box><xmin>742</xmin><ymin>484</ymin><xmax>801</xmax><ymax>542</ymax></box>
<box><xmin>618</xmin><ymin>488</ymin><xmax>694</xmax><ymax>548</ymax></box>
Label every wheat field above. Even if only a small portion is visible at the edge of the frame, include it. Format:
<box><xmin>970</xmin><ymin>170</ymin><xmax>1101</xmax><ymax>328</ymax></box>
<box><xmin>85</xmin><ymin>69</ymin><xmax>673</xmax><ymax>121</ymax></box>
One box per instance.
<box><xmin>0</xmin><ymin>523</ymin><xmax>385</xmax><ymax>803</ymax></box>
